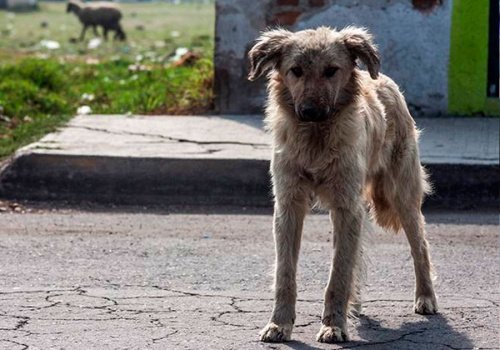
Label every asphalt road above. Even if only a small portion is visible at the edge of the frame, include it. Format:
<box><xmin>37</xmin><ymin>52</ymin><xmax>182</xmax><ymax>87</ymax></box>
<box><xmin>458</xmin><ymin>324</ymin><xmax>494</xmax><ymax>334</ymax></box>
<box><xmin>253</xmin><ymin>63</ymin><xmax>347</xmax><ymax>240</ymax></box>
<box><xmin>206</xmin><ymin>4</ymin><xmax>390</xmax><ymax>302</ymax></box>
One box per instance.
<box><xmin>0</xmin><ymin>208</ymin><xmax>498</xmax><ymax>350</ymax></box>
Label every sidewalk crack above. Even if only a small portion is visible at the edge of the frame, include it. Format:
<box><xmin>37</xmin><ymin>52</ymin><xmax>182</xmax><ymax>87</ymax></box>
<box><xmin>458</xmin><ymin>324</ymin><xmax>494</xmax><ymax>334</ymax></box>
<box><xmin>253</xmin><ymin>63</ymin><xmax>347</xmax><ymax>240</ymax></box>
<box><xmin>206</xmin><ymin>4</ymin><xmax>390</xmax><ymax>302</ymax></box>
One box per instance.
<box><xmin>67</xmin><ymin>125</ymin><xmax>269</xmax><ymax>148</ymax></box>
<box><xmin>152</xmin><ymin>330</ymin><xmax>178</xmax><ymax>343</ymax></box>
<box><xmin>0</xmin><ymin>339</ymin><xmax>29</xmax><ymax>350</ymax></box>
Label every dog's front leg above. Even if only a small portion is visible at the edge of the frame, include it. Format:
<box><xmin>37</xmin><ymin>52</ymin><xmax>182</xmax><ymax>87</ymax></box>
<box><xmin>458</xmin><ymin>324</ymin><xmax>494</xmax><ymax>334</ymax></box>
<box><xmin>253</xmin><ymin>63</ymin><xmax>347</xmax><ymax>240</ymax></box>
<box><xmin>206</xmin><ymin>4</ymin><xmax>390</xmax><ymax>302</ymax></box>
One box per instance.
<box><xmin>260</xmin><ymin>188</ymin><xmax>307</xmax><ymax>342</ymax></box>
<box><xmin>317</xmin><ymin>203</ymin><xmax>363</xmax><ymax>343</ymax></box>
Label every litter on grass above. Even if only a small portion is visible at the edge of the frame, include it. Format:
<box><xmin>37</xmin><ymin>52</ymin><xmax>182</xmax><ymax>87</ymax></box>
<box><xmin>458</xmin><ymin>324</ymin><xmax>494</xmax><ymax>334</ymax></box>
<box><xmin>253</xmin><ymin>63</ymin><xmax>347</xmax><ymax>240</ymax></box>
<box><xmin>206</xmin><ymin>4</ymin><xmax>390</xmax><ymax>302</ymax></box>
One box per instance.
<box><xmin>39</xmin><ymin>40</ymin><xmax>60</xmax><ymax>50</ymax></box>
<box><xmin>77</xmin><ymin>105</ymin><xmax>92</xmax><ymax>115</ymax></box>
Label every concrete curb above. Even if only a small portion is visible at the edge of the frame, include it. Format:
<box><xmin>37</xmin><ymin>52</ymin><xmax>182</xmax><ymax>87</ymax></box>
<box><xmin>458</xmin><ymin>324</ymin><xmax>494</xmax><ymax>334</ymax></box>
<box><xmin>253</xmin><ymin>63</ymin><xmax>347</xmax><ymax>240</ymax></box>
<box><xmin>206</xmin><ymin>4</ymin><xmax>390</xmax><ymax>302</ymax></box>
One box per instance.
<box><xmin>0</xmin><ymin>115</ymin><xmax>498</xmax><ymax>209</ymax></box>
<box><xmin>0</xmin><ymin>153</ymin><xmax>497</xmax><ymax>210</ymax></box>
<box><xmin>0</xmin><ymin>153</ymin><xmax>272</xmax><ymax>207</ymax></box>
<box><xmin>423</xmin><ymin>163</ymin><xmax>498</xmax><ymax>209</ymax></box>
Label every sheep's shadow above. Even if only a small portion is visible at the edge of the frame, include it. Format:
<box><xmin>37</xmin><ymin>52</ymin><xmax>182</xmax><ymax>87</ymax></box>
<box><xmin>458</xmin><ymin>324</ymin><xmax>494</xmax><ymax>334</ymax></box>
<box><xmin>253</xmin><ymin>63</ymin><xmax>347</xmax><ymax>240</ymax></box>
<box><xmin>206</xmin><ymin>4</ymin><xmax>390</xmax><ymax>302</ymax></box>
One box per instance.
<box><xmin>277</xmin><ymin>313</ymin><xmax>473</xmax><ymax>350</ymax></box>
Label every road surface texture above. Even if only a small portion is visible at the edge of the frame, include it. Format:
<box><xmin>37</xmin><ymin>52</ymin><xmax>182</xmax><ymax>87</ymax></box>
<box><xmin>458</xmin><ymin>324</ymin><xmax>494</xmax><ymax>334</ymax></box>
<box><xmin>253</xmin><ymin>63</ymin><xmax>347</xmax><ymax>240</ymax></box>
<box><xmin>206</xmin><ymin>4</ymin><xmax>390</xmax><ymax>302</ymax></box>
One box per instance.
<box><xmin>0</xmin><ymin>207</ymin><xmax>498</xmax><ymax>349</ymax></box>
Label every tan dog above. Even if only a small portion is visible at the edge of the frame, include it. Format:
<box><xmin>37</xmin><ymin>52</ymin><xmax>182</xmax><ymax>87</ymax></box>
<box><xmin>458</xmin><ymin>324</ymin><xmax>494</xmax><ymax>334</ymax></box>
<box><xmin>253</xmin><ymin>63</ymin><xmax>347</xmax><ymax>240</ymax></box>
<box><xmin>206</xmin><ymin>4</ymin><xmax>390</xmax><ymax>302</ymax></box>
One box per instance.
<box><xmin>248</xmin><ymin>26</ymin><xmax>438</xmax><ymax>343</ymax></box>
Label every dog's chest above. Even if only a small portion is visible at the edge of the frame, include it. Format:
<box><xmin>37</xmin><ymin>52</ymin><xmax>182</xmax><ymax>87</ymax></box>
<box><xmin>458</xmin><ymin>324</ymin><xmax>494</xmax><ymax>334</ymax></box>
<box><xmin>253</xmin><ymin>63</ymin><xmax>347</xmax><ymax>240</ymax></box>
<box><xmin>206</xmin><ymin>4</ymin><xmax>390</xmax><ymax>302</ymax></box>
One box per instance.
<box><xmin>286</xmin><ymin>129</ymin><xmax>340</xmax><ymax>186</ymax></box>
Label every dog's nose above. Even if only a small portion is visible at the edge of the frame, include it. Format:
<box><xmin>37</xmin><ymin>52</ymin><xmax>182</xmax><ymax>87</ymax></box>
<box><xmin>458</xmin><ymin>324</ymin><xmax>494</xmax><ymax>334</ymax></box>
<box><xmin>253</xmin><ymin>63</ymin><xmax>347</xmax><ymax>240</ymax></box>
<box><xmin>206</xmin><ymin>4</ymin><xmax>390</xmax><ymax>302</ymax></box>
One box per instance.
<box><xmin>299</xmin><ymin>105</ymin><xmax>327</xmax><ymax>122</ymax></box>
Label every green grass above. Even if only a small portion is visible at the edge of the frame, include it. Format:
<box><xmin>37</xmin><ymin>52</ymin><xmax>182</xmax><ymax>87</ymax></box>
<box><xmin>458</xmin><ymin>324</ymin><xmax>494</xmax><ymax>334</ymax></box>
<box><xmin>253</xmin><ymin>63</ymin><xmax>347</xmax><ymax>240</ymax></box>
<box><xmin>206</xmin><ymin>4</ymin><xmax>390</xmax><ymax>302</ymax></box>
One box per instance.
<box><xmin>0</xmin><ymin>57</ymin><xmax>214</xmax><ymax>158</ymax></box>
<box><xmin>0</xmin><ymin>2</ymin><xmax>214</xmax><ymax>59</ymax></box>
<box><xmin>0</xmin><ymin>2</ymin><xmax>215</xmax><ymax>159</ymax></box>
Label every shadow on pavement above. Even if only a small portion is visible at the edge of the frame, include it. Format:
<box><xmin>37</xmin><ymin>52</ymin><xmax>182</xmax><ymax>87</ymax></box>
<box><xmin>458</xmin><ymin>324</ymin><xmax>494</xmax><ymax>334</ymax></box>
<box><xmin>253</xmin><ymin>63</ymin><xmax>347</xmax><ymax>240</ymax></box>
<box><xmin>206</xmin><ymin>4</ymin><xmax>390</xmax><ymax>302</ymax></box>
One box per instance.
<box><xmin>353</xmin><ymin>314</ymin><xmax>473</xmax><ymax>349</ymax></box>
<box><xmin>279</xmin><ymin>340</ymin><xmax>324</xmax><ymax>350</ymax></box>
<box><xmin>278</xmin><ymin>314</ymin><xmax>473</xmax><ymax>349</ymax></box>
<box><xmin>3</xmin><ymin>197</ymin><xmax>498</xmax><ymax>224</ymax></box>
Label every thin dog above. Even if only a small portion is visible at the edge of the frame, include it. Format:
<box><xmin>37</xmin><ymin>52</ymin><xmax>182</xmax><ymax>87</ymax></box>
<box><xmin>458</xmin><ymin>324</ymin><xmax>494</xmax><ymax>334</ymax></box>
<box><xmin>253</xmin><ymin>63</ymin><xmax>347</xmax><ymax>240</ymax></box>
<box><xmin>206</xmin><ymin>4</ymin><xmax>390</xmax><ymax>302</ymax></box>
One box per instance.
<box><xmin>248</xmin><ymin>26</ymin><xmax>438</xmax><ymax>343</ymax></box>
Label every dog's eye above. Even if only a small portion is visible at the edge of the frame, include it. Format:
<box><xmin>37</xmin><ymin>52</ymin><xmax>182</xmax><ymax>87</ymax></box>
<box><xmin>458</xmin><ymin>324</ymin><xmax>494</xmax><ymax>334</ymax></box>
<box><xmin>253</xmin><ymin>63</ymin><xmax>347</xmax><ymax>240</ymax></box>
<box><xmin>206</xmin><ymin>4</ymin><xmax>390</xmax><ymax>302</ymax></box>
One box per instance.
<box><xmin>323</xmin><ymin>67</ymin><xmax>338</xmax><ymax>78</ymax></box>
<box><xmin>290</xmin><ymin>66</ymin><xmax>303</xmax><ymax>78</ymax></box>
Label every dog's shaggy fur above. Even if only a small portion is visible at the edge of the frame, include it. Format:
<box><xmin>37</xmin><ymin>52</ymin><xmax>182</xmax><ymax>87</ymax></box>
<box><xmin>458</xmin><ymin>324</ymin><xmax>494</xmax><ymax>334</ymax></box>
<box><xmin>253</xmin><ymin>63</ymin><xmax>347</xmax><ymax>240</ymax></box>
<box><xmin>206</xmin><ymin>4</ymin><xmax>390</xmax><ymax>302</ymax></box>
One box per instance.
<box><xmin>248</xmin><ymin>26</ymin><xmax>438</xmax><ymax>343</ymax></box>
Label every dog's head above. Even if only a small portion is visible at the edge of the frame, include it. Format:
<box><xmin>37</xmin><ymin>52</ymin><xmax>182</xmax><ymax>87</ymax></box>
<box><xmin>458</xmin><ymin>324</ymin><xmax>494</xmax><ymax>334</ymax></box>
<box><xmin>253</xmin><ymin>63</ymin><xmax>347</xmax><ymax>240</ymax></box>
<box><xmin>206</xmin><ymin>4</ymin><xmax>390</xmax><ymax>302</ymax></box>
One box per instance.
<box><xmin>248</xmin><ymin>26</ymin><xmax>380</xmax><ymax>122</ymax></box>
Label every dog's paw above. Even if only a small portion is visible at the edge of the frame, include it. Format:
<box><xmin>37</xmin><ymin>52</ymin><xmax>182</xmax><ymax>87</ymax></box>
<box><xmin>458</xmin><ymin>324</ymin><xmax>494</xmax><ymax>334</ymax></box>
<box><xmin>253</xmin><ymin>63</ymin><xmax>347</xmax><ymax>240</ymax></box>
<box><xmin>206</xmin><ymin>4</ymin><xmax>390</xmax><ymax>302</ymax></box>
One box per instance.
<box><xmin>316</xmin><ymin>324</ymin><xmax>349</xmax><ymax>343</ymax></box>
<box><xmin>414</xmin><ymin>294</ymin><xmax>438</xmax><ymax>315</ymax></box>
<box><xmin>259</xmin><ymin>322</ymin><xmax>293</xmax><ymax>343</ymax></box>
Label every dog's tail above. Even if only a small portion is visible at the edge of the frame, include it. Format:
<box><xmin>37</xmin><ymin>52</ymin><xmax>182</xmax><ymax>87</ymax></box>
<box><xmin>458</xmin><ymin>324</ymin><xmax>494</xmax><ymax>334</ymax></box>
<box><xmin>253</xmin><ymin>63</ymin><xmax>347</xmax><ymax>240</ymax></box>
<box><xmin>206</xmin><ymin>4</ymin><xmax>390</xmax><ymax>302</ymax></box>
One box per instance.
<box><xmin>366</xmin><ymin>176</ymin><xmax>403</xmax><ymax>233</ymax></box>
<box><xmin>367</xmin><ymin>163</ymin><xmax>431</xmax><ymax>234</ymax></box>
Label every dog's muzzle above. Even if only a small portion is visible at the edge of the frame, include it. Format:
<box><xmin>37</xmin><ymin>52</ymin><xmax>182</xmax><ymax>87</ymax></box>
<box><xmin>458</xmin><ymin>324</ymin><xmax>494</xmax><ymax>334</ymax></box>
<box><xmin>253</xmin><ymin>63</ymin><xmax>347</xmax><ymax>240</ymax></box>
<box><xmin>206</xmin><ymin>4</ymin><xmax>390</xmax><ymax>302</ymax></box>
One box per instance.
<box><xmin>297</xmin><ymin>104</ymin><xmax>330</xmax><ymax>122</ymax></box>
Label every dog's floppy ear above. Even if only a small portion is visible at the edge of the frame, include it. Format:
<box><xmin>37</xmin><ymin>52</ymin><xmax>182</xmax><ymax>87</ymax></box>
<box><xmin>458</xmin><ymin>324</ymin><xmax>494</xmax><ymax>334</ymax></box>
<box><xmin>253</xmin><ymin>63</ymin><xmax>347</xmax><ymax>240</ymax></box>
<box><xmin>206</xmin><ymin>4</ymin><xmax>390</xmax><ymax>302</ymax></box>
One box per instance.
<box><xmin>248</xmin><ymin>29</ymin><xmax>292</xmax><ymax>81</ymax></box>
<box><xmin>340</xmin><ymin>26</ymin><xmax>380</xmax><ymax>79</ymax></box>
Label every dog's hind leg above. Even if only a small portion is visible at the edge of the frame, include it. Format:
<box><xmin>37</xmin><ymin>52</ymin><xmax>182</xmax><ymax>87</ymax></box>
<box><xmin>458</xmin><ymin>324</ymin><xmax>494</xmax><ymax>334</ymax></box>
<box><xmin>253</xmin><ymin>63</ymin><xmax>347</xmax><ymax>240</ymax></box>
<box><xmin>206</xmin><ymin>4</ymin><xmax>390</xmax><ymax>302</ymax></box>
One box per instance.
<box><xmin>317</xmin><ymin>202</ymin><xmax>364</xmax><ymax>343</ymax></box>
<box><xmin>397</xmin><ymin>206</ymin><xmax>438</xmax><ymax>314</ymax></box>
<box><xmin>260</xmin><ymin>183</ymin><xmax>308</xmax><ymax>342</ymax></box>
<box><xmin>392</xmin><ymin>155</ymin><xmax>438</xmax><ymax>314</ymax></box>
<box><xmin>377</xmin><ymin>80</ymin><xmax>437</xmax><ymax>314</ymax></box>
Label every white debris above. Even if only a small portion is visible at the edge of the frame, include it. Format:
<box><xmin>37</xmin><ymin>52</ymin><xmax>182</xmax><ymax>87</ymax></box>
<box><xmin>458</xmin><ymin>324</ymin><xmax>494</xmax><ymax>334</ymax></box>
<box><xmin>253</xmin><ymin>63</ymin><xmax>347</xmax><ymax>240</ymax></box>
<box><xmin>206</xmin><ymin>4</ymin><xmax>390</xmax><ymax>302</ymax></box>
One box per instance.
<box><xmin>128</xmin><ymin>63</ymin><xmax>151</xmax><ymax>72</ymax></box>
<box><xmin>87</xmin><ymin>38</ymin><xmax>102</xmax><ymax>50</ymax></box>
<box><xmin>39</xmin><ymin>40</ymin><xmax>60</xmax><ymax>50</ymax></box>
<box><xmin>77</xmin><ymin>105</ymin><xmax>92</xmax><ymax>115</ymax></box>
<box><xmin>170</xmin><ymin>30</ymin><xmax>180</xmax><ymax>38</ymax></box>
<box><xmin>170</xmin><ymin>47</ymin><xmax>189</xmax><ymax>62</ymax></box>
<box><xmin>80</xmin><ymin>93</ymin><xmax>95</xmax><ymax>102</ymax></box>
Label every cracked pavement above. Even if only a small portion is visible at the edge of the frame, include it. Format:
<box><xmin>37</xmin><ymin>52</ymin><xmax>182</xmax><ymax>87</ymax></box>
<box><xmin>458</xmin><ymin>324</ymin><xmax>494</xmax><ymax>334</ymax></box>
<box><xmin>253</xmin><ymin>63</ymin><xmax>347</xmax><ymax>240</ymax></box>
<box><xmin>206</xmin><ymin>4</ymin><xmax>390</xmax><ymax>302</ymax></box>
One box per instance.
<box><xmin>0</xmin><ymin>209</ymin><xmax>498</xmax><ymax>349</ymax></box>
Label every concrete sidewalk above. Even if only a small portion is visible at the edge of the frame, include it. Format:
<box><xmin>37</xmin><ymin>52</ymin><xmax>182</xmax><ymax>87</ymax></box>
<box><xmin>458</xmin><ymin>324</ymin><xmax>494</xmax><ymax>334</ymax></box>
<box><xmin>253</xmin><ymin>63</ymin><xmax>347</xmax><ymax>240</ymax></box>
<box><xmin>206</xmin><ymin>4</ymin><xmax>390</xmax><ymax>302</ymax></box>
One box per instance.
<box><xmin>0</xmin><ymin>115</ymin><xmax>498</xmax><ymax>208</ymax></box>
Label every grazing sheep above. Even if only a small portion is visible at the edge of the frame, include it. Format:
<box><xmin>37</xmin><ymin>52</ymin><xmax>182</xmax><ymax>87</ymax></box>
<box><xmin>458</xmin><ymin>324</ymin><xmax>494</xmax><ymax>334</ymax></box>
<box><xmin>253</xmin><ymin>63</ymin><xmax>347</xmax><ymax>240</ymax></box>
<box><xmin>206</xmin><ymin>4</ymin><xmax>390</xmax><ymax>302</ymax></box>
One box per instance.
<box><xmin>66</xmin><ymin>0</ymin><xmax>126</xmax><ymax>41</ymax></box>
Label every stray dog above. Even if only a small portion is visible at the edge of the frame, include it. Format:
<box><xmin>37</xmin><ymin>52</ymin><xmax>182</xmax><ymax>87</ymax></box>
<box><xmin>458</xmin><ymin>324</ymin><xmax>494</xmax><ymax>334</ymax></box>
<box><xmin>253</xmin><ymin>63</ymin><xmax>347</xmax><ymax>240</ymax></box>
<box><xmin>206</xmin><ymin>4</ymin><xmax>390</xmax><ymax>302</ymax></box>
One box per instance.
<box><xmin>248</xmin><ymin>26</ymin><xmax>438</xmax><ymax>343</ymax></box>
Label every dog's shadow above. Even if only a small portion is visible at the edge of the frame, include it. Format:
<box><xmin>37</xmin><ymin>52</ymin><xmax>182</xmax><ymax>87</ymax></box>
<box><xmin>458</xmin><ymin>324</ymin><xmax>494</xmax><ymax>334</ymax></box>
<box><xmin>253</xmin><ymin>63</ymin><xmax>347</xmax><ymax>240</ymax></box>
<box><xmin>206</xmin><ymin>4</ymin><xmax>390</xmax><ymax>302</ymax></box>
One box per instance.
<box><xmin>280</xmin><ymin>314</ymin><xmax>473</xmax><ymax>350</ymax></box>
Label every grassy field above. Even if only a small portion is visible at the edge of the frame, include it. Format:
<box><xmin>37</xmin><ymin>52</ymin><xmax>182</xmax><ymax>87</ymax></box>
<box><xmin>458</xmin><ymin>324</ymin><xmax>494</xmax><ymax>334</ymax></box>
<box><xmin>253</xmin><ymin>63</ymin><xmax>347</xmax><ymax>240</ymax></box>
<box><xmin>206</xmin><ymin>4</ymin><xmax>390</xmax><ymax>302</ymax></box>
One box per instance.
<box><xmin>0</xmin><ymin>2</ymin><xmax>214</xmax><ymax>59</ymax></box>
<box><xmin>0</xmin><ymin>2</ymin><xmax>215</xmax><ymax>159</ymax></box>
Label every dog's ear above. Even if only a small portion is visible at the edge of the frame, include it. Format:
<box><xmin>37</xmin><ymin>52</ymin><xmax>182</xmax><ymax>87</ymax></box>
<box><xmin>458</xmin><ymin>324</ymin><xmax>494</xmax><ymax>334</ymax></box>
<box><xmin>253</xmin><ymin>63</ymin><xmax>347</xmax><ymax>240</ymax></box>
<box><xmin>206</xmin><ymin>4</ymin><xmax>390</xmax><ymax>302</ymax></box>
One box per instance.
<box><xmin>340</xmin><ymin>26</ymin><xmax>380</xmax><ymax>79</ymax></box>
<box><xmin>248</xmin><ymin>29</ymin><xmax>292</xmax><ymax>81</ymax></box>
